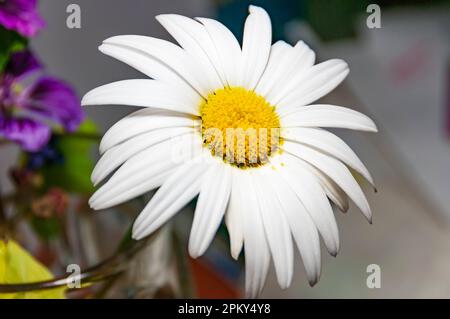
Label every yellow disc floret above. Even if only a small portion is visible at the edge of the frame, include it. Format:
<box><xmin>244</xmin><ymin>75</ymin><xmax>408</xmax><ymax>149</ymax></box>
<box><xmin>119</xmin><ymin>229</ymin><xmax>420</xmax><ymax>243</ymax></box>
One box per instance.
<box><xmin>200</xmin><ymin>87</ymin><xmax>282</xmax><ymax>168</ymax></box>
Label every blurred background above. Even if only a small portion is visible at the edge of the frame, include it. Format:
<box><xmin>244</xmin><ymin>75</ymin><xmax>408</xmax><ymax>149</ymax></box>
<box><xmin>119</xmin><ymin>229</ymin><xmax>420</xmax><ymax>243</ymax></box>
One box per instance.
<box><xmin>1</xmin><ymin>0</ymin><xmax>450</xmax><ymax>298</ymax></box>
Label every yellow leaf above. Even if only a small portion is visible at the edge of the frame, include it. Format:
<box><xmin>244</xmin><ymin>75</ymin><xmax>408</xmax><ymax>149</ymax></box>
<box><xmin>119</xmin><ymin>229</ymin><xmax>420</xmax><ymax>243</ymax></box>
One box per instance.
<box><xmin>0</xmin><ymin>240</ymin><xmax>66</xmax><ymax>299</ymax></box>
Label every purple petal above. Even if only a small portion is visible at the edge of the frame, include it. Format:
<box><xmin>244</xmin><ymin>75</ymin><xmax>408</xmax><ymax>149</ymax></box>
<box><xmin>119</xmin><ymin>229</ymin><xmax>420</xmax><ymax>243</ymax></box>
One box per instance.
<box><xmin>0</xmin><ymin>116</ymin><xmax>51</xmax><ymax>151</ymax></box>
<box><xmin>21</xmin><ymin>76</ymin><xmax>84</xmax><ymax>132</ymax></box>
<box><xmin>4</xmin><ymin>50</ymin><xmax>42</xmax><ymax>80</ymax></box>
<box><xmin>0</xmin><ymin>0</ymin><xmax>45</xmax><ymax>37</ymax></box>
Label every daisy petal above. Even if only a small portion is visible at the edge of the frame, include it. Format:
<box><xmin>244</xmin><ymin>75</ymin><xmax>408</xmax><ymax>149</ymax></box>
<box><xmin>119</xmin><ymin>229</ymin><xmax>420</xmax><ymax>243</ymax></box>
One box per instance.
<box><xmin>81</xmin><ymin>79</ymin><xmax>199</xmax><ymax>115</ymax></box>
<box><xmin>240</xmin><ymin>171</ymin><xmax>270</xmax><ymax>298</ymax></box>
<box><xmin>284</xmin><ymin>142</ymin><xmax>372</xmax><ymax>222</ymax></box>
<box><xmin>102</xmin><ymin>35</ymin><xmax>214</xmax><ymax>96</ymax></box>
<box><xmin>132</xmin><ymin>157</ymin><xmax>209</xmax><ymax>240</ymax></box>
<box><xmin>275</xmin><ymin>59</ymin><xmax>348</xmax><ymax>110</ymax></box>
<box><xmin>307</xmin><ymin>164</ymin><xmax>349</xmax><ymax>212</ymax></box>
<box><xmin>99</xmin><ymin>108</ymin><xmax>199</xmax><ymax>154</ymax></box>
<box><xmin>196</xmin><ymin>17</ymin><xmax>242</xmax><ymax>87</ymax></box>
<box><xmin>92</xmin><ymin>127</ymin><xmax>195</xmax><ymax>186</ymax></box>
<box><xmin>98</xmin><ymin>43</ymin><xmax>201</xmax><ymax>100</ymax></box>
<box><xmin>156</xmin><ymin>14</ymin><xmax>225</xmax><ymax>87</ymax></box>
<box><xmin>189</xmin><ymin>164</ymin><xmax>231</xmax><ymax>258</ymax></box>
<box><xmin>90</xmin><ymin>136</ymin><xmax>200</xmax><ymax>210</ymax></box>
<box><xmin>282</xmin><ymin>127</ymin><xmax>374</xmax><ymax>186</ymax></box>
<box><xmin>269</xmin><ymin>41</ymin><xmax>316</xmax><ymax>97</ymax></box>
<box><xmin>225</xmin><ymin>168</ymin><xmax>245</xmax><ymax>260</ymax></box>
<box><xmin>281</xmin><ymin>104</ymin><xmax>378</xmax><ymax>132</ymax></box>
<box><xmin>254</xmin><ymin>41</ymin><xmax>291</xmax><ymax>98</ymax></box>
<box><xmin>273</xmin><ymin>155</ymin><xmax>340</xmax><ymax>256</ymax></box>
<box><xmin>259</xmin><ymin>41</ymin><xmax>316</xmax><ymax>104</ymax></box>
<box><xmin>254</xmin><ymin>168</ymin><xmax>294</xmax><ymax>289</ymax></box>
<box><xmin>272</xmin><ymin>172</ymin><xmax>321</xmax><ymax>286</ymax></box>
<box><xmin>241</xmin><ymin>5</ymin><xmax>272</xmax><ymax>90</ymax></box>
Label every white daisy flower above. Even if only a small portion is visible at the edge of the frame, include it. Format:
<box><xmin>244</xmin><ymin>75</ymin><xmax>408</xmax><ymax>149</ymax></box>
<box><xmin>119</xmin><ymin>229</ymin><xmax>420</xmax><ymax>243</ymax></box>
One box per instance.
<box><xmin>82</xmin><ymin>5</ymin><xmax>377</xmax><ymax>297</ymax></box>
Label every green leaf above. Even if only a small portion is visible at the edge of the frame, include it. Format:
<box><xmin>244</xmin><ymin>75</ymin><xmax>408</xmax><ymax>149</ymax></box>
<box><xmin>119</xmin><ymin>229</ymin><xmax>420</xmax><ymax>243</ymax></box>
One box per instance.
<box><xmin>0</xmin><ymin>240</ymin><xmax>66</xmax><ymax>299</ymax></box>
<box><xmin>0</xmin><ymin>27</ymin><xmax>27</xmax><ymax>72</ymax></box>
<box><xmin>42</xmin><ymin>119</ymin><xmax>99</xmax><ymax>194</ymax></box>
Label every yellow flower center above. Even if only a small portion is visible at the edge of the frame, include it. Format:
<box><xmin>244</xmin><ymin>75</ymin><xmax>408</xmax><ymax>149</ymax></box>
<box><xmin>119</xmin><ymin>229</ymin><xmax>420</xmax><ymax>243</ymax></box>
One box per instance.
<box><xmin>200</xmin><ymin>87</ymin><xmax>282</xmax><ymax>168</ymax></box>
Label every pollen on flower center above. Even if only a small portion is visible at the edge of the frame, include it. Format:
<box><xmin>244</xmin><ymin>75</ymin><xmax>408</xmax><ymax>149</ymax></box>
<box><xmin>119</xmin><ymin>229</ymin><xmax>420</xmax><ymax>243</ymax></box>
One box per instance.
<box><xmin>200</xmin><ymin>87</ymin><xmax>282</xmax><ymax>168</ymax></box>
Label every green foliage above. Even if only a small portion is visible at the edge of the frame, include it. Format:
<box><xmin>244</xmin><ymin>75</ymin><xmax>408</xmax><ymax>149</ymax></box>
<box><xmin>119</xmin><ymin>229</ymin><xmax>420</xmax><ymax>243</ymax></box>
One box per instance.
<box><xmin>31</xmin><ymin>216</ymin><xmax>60</xmax><ymax>240</ymax></box>
<box><xmin>0</xmin><ymin>240</ymin><xmax>65</xmax><ymax>299</ymax></box>
<box><xmin>0</xmin><ymin>27</ymin><xmax>27</xmax><ymax>71</ymax></box>
<box><xmin>42</xmin><ymin>119</ymin><xmax>98</xmax><ymax>194</ymax></box>
<box><xmin>305</xmin><ymin>0</ymin><xmax>370</xmax><ymax>41</ymax></box>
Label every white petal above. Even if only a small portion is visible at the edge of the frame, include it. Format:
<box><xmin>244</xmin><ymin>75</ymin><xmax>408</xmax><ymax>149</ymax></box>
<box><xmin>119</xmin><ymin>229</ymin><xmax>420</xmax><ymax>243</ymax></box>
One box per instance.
<box><xmin>283</xmin><ymin>142</ymin><xmax>372</xmax><ymax>222</ymax></box>
<box><xmin>156</xmin><ymin>14</ymin><xmax>225</xmax><ymax>87</ymax></box>
<box><xmin>281</xmin><ymin>104</ymin><xmax>378</xmax><ymax>132</ymax></box>
<box><xmin>99</xmin><ymin>108</ymin><xmax>200</xmax><ymax>154</ymax></box>
<box><xmin>271</xmin><ymin>172</ymin><xmax>321</xmax><ymax>286</ymax></box>
<box><xmin>272</xmin><ymin>154</ymin><xmax>340</xmax><ymax>256</ymax></box>
<box><xmin>92</xmin><ymin>127</ymin><xmax>195</xmax><ymax>186</ymax></box>
<box><xmin>274</xmin><ymin>59</ymin><xmax>348</xmax><ymax>110</ymax></box>
<box><xmin>240</xmin><ymin>170</ymin><xmax>270</xmax><ymax>298</ymax></box>
<box><xmin>282</xmin><ymin>127</ymin><xmax>374</xmax><ymax>186</ymax></box>
<box><xmin>196</xmin><ymin>17</ymin><xmax>242</xmax><ymax>87</ymax></box>
<box><xmin>254</xmin><ymin>41</ymin><xmax>291</xmax><ymax>98</ymax></box>
<box><xmin>81</xmin><ymin>79</ymin><xmax>199</xmax><ymax>115</ymax></box>
<box><xmin>98</xmin><ymin>43</ymin><xmax>201</xmax><ymax>101</ymax></box>
<box><xmin>102</xmin><ymin>35</ymin><xmax>215</xmax><ymax>96</ymax></box>
<box><xmin>90</xmin><ymin>136</ymin><xmax>200</xmax><ymax>210</ymax></box>
<box><xmin>241</xmin><ymin>5</ymin><xmax>272</xmax><ymax>90</ymax></box>
<box><xmin>188</xmin><ymin>164</ymin><xmax>231</xmax><ymax>258</ymax></box>
<box><xmin>225</xmin><ymin>168</ymin><xmax>244</xmax><ymax>260</ymax></box>
<box><xmin>253</xmin><ymin>168</ymin><xmax>294</xmax><ymax>289</ymax></box>
<box><xmin>259</xmin><ymin>41</ymin><xmax>316</xmax><ymax>104</ymax></box>
<box><xmin>269</xmin><ymin>40</ymin><xmax>316</xmax><ymax>96</ymax></box>
<box><xmin>132</xmin><ymin>157</ymin><xmax>209</xmax><ymax>240</ymax></box>
<box><xmin>304</xmin><ymin>163</ymin><xmax>349</xmax><ymax>212</ymax></box>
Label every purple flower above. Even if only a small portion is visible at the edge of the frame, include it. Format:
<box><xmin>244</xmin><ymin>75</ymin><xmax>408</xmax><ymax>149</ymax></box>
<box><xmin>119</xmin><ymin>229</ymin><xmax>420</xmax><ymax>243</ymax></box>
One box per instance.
<box><xmin>0</xmin><ymin>50</ymin><xmax>84</xmax><ymax>151</ymax></box>
<box><xmin>0</xmin><ymin>0</ymin><xmax>45</xmax><ymax>37</ymax></box>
